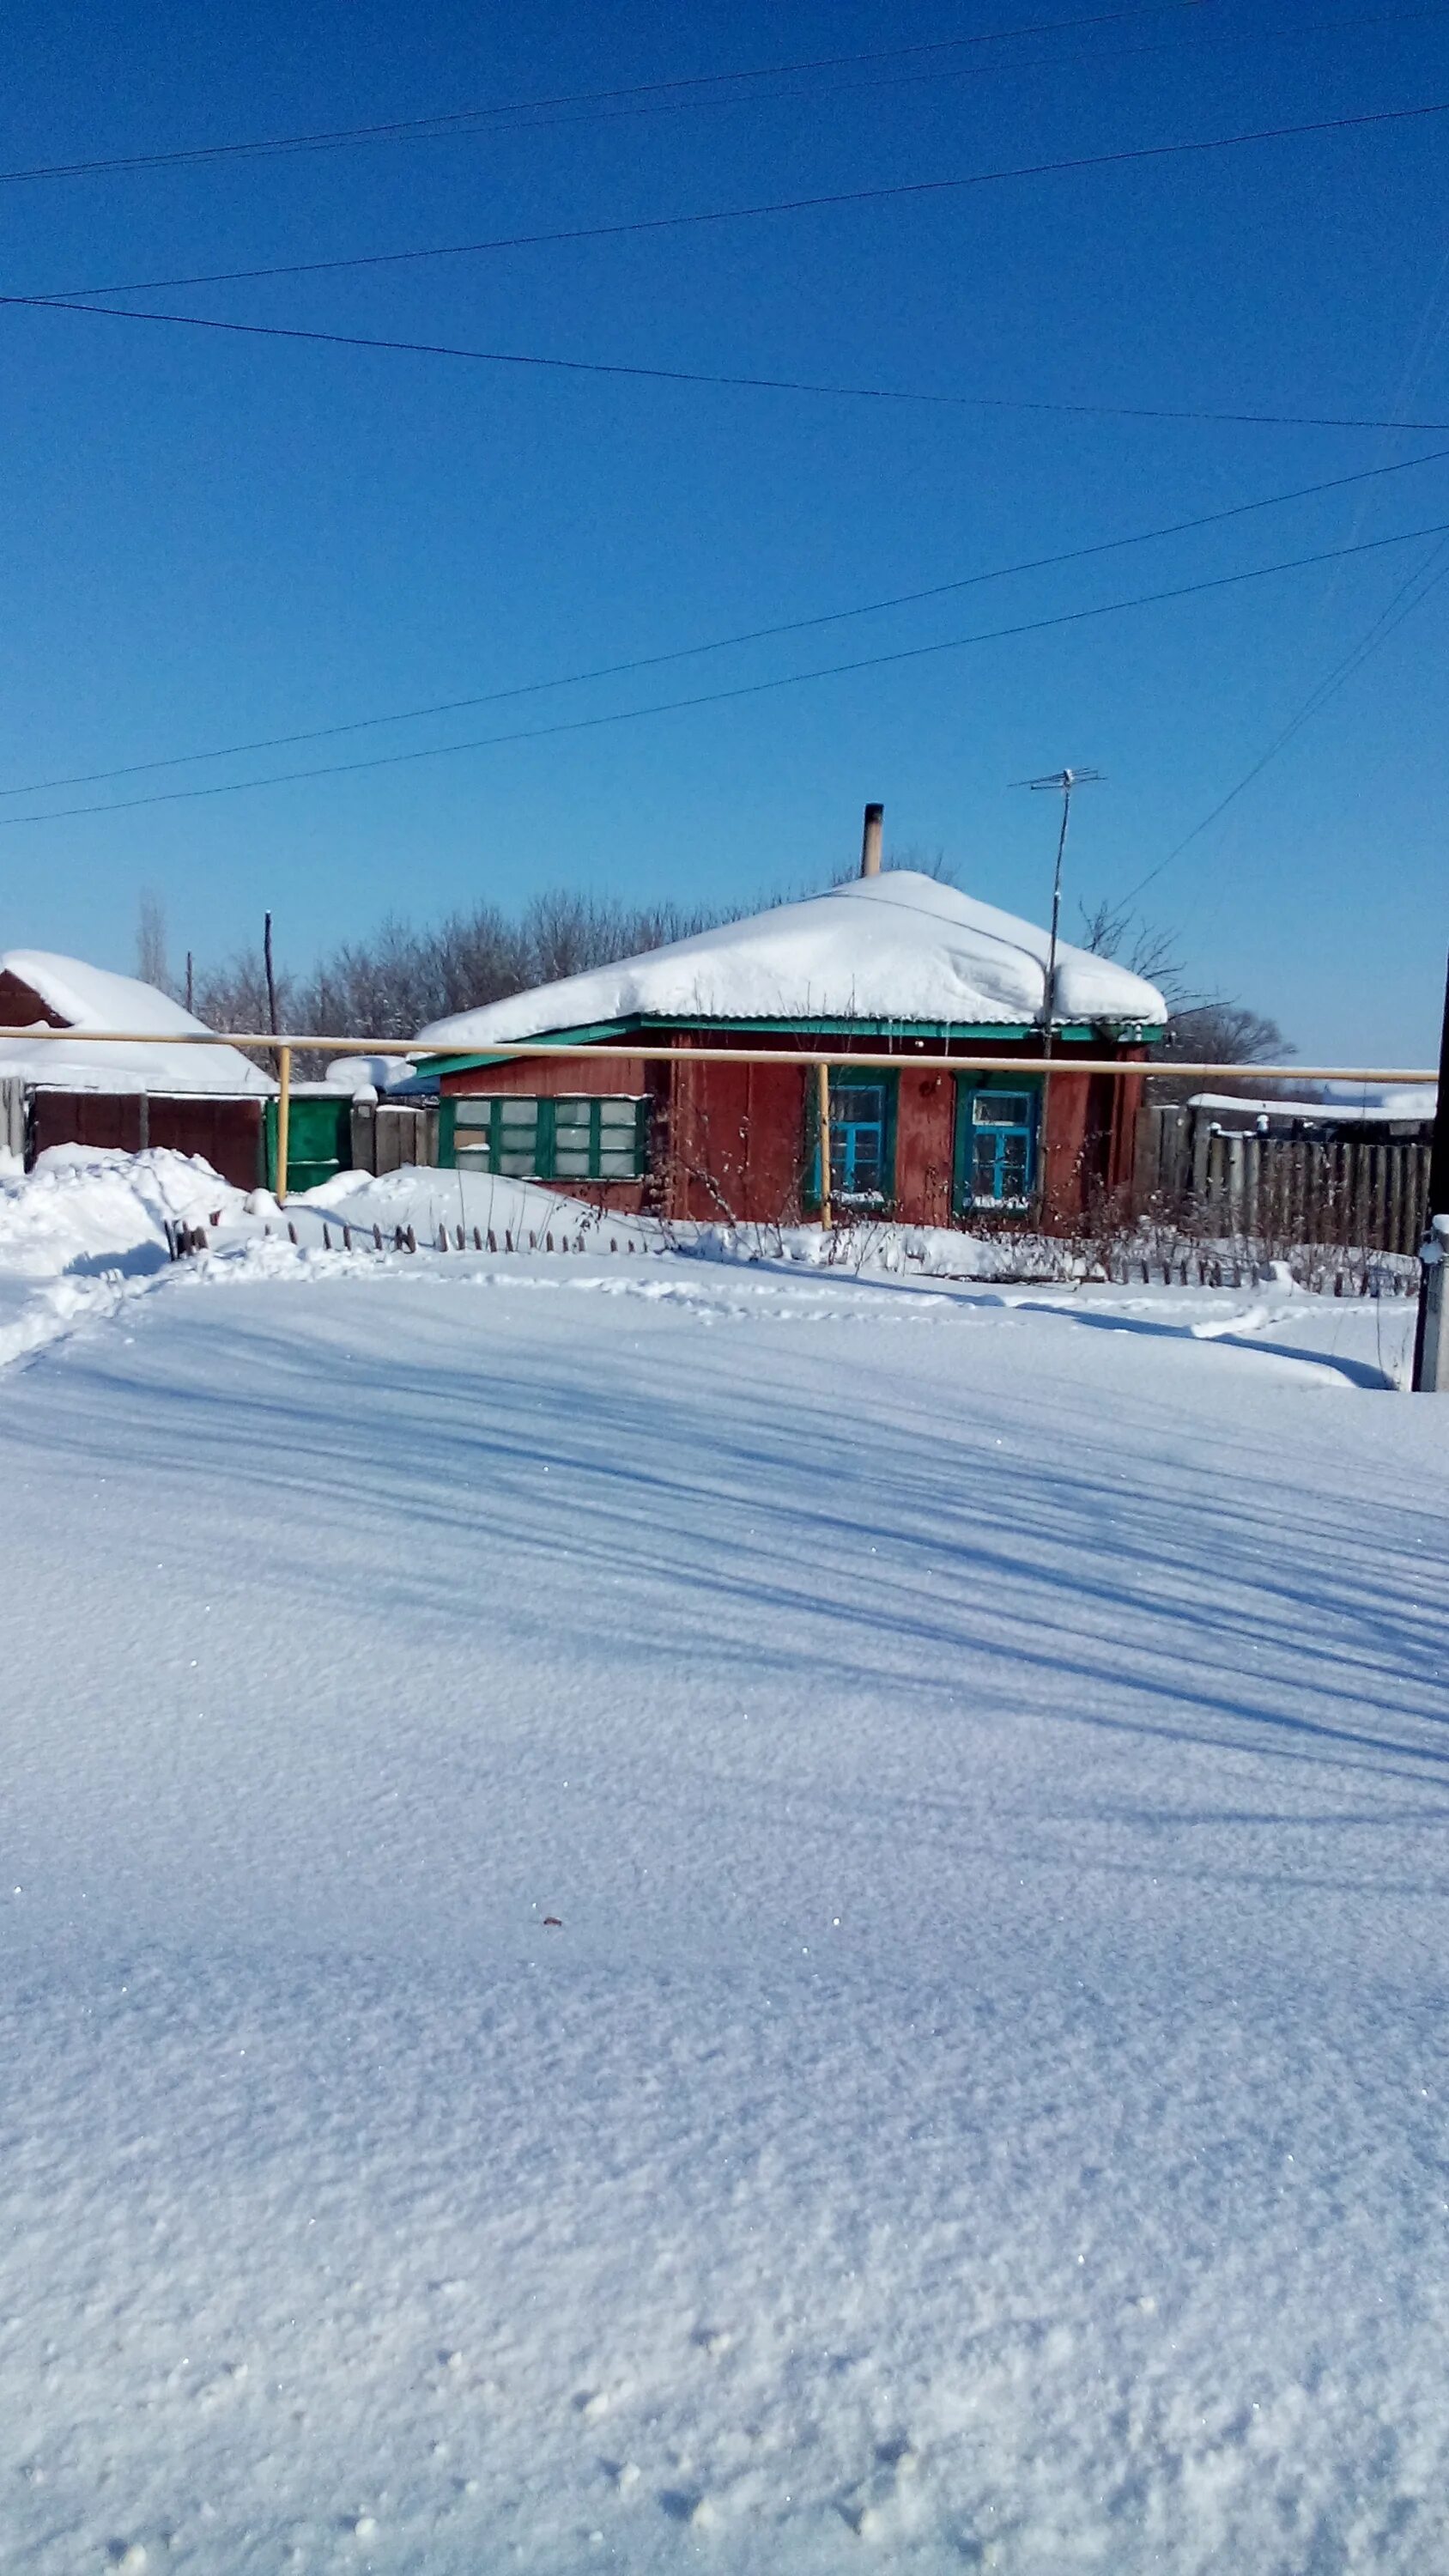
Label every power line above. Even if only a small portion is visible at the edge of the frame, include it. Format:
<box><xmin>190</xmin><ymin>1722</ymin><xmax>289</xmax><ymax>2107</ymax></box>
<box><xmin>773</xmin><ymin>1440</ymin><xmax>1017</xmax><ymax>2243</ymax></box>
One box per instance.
<box><xmin>12</xmin><ymin>101</ymin><xmax>1449</xmax><ymax>432</ymax></box>
<box><xmin>10</xmin><ymin>98</ymin><xmax>1449</xmax><ymax>325</ymax></box>
<box><xmin>20</xmin><ymin>285</ymin><xmax>1449</xmax><ymax>435</ymax></box>
<box><xmin>8</xmin><ymin>445</ymin><xmax>1447</xmax><ymax>800</ymax></box>
<box><xmin>0</xmin><ymin>5</ymin><xmax>1210</xmax><ymax>184</ymax></box>
<box><xmin>6</xmin><ymin>519</ymin><xmax>1447</xmax><ymax>832</ymax></box>
<box><xmin>1119</xmin><ymin>532</ymin><xmax>1449</xmax><ymax>902</ymax></box>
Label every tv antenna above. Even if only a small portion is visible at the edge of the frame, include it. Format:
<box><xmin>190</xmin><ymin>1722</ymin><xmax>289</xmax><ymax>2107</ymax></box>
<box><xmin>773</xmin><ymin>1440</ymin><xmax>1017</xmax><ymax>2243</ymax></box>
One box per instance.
<box><xmin>1013</xmin><ymin>768</ymin><xmax>1104</xmax><ymax>1057</ymax></box>
<box><xmin>1011</xmin><ymin>766</ymin><xmax>1104</xmax><ymax>1215</ymax></box>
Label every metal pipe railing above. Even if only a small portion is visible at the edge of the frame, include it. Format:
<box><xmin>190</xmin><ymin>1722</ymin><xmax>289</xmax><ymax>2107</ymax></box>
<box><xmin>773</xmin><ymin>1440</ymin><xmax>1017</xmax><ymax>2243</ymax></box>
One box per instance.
<box><xmin>0</xmin><ymin>1027</ymin><xmax>1436</xmax><ymax>1081</ymax></box>
<box><xmin>1</xmin><ymin>1029</ymin><xmax>1434</xmax><ymax>1208</ymax></box>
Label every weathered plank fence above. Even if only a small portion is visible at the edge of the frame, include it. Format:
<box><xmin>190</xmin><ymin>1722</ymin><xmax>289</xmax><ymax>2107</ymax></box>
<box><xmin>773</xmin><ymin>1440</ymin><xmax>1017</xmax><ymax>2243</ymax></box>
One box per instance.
<box><xmin>1135</xmin><ymin>1106</ymin><xmax>1430</xmax><ymax>1255</ymax></box>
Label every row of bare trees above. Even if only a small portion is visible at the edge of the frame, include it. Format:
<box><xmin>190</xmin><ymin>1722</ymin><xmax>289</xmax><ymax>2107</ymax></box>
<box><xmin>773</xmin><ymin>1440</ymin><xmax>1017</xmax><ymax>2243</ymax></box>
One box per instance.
<box><xmin>140</xmin><ymin>889</ymin><xmax>731</xmax><ymax>1045</ymax></box>
<box><xmin>138</xmin><ymin>876</ymin><xmax>1290</xmax><ymax>1077</ymax></box>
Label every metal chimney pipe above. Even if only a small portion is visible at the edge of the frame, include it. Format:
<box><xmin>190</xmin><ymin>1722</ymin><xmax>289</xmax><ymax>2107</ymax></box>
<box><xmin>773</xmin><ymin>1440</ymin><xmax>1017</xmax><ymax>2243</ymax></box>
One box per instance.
<box><xmin>860</xmin><ymin>802</ymin><xmax>884</xmax><ymax>878</ymax></box>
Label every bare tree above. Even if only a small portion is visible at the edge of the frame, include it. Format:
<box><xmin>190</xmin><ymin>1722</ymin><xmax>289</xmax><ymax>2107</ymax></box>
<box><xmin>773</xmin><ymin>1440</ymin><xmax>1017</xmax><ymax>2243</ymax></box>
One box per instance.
<box><xmin>1078</xmin><ymin>899</ymin><xmax>1293</xmax><ymax>1095</ymax></box>
<box><xmin>135</xmin><ymin>890</ymin><xmax>172</xmax><ymax>994</ymax></box>
<box><xmin>184</xmin><ymin>887</ymin><xmax>737</xmax><ymax>1070</ymax></box>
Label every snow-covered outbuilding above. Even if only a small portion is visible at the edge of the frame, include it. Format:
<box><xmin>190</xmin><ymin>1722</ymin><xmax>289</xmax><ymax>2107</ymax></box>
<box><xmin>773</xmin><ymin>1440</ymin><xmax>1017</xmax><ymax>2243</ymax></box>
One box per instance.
<box><xmin>415</xmin><ymin>869</ymin><xmax>1167</xmax><ymax>1229</ymax></box>
<box><xmin>0</xmin><ymin>951</ymin><xmax>275</xmax><ymax>1187</ymax></box>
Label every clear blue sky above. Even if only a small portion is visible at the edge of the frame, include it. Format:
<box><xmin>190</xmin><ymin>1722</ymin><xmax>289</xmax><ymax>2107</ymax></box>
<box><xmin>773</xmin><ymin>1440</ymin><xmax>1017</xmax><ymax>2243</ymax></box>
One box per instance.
<box><xmin>3</xmin><ymin>0</ymin><xmax>1447</xmax><ymax>1060</ymax></box>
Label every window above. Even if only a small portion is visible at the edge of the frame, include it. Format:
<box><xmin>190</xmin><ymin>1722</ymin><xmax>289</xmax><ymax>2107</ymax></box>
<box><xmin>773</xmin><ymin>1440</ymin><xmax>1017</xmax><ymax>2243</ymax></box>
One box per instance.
<box><xmin>812</xmin><ymin>1075</ymin><xmax>895</xmax><ymax>1206</ymax></box>
<box><xmin>451</xmin><ymin>1095</ymin><xmax>647</xmax><ymax>1182</ymax></box>
<box><xmin>954</xmin><ymin>1081</ymin><xmax>1039</xmax><ymax>1212</ymax></box>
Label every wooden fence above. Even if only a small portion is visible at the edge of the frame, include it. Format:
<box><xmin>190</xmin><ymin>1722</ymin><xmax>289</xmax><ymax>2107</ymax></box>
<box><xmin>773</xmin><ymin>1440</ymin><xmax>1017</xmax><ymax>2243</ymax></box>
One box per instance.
<box><xmin>1136</xmin><ymin>1106</ymin><xmax>1431</xmax><ymax>1255</ymax></box>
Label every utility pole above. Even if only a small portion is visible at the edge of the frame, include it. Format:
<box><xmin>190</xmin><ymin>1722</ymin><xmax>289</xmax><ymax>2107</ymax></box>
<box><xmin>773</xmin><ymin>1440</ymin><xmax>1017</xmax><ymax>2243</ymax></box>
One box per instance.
<box><xmin>1014</xmin><ymin>767</ymin><xmax>1103</xmax><ymax>1215</ymax></box>
<box><xmin>1411</xmin><ymin>945</ymin><xmax>1449</xmax><ymax>1391</ymax></box>
<box><xmin>263</xmin><ymin>911</ymin><xmax>278</xmax><ymax>1042</ymax></box>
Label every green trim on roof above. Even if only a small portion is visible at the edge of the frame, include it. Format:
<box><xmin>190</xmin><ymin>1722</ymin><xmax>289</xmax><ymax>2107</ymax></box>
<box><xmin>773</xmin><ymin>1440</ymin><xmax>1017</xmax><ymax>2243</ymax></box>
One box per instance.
<box><xmin>421</xmin><ymin>1009</ymin><xmax>1163</xmax><ymax>1075</ymax></box>
<box><xmin>419</xmin><ymin>1020</ymin><xmax>636</xmax><ymax>1077</ymax></box>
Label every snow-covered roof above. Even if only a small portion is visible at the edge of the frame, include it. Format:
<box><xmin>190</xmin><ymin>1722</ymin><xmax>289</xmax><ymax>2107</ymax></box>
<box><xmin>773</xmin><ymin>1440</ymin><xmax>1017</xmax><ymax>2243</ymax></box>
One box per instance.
<box><xmin>415</xmin><ymin>872</ymin><xmax>1168</xmax><ymax>1053</ymax></box>
<box><xmin>0</xmin><ymin>951</ymin><xmax>275</xmax><ymax>1096</ymax></box>
<box><xmin>1188</xmin><ymin>1089</ymin><xmax>1436</xmax><ymax>1124</ymax></box>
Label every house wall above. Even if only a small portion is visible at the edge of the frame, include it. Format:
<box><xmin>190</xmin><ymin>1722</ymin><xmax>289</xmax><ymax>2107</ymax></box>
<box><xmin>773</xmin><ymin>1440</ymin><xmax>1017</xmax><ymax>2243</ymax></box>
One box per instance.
<box><xmin>0</xmin><ymin>971</ymin><xmax>64</xmax><ymax>1030</ymax></box>
<box><xmin>894</xmin><ymin>1069</ymin><xmax>955</xmax><ymax>1228</ymax></box>
<box><xmin>667</xmin><ymin>1049</ymin><xmax>809</xmax><ymax>1223</ymax></box>
<box><xmin>443</xmin><ymin>1053</ymin><xmax>659</xmax><ymax>1215</ymax></box>
<box><xmin>441</xmin><ymin>1031</ymin><xmax>1149</xmax><ymax>1230</ymax></box>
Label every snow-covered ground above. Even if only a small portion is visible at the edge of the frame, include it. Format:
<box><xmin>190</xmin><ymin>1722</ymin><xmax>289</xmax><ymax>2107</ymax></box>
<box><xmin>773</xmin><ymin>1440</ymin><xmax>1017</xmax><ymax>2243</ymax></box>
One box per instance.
<box><xmin>2</xmin><ymin>1153</ymin><xmax>1446</xmax><ymax>2573</ymax></box>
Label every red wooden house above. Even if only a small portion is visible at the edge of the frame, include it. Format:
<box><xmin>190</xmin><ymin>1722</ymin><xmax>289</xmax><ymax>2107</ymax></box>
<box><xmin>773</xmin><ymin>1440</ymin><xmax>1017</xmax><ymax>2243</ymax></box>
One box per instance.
<box><xmin>415</xmin><ymin>866</ymin><xmax>1165</xmax><ymax>1230</ymax></box>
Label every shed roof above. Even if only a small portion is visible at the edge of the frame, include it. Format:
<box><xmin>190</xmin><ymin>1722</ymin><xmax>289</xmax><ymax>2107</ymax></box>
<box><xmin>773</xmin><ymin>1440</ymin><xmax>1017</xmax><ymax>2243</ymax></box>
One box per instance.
<box><xmin>415</xmin><ymin>871</ymin><xmax>1167</xmax><ymax>1054</ymax></box>
<box><xmin>0</xmin><ymin>951</ymin><xmax>275</xmax><ymax>1095</ymax></box>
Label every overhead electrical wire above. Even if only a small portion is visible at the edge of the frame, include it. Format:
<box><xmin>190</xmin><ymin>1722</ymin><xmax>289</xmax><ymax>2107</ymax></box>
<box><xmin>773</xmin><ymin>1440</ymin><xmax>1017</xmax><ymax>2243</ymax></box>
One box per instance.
<box><xmin>1119</xmin><ymin>532</ymin><xmax>1449</xmax><ymax>902</ymax></box>
<box><xmin>6</xmin><ymin>519</ymin><xmax>1447</xmax><ymax>832</ymax></box>
<box><xmin>17</xmin><ymin>288</ymin><xmax>1449</xmax><ymax>434</ymax></box>
<box><xmin>6</xmin><ymin>443</ymin><xmax>1447</xmax><ymax>801</ymax></box>
<box><xmin>12</xmin><ymin>100</ymin><xmax>1449</xmax><ymax>433</ymax></box>
<box><xmin>0</xmin><ymin>6</ymin><xmax>1222</xmax><ymax>184</ymax></box>
<box><xmin>11</xmin><ymin>97</ymin><xmax>1449</xmax><ymax>309</ymax></box>
<box><xmin>9</xmin><ymin>6</ymin><xmax>1446</xmax><ymax>216</ymax></box>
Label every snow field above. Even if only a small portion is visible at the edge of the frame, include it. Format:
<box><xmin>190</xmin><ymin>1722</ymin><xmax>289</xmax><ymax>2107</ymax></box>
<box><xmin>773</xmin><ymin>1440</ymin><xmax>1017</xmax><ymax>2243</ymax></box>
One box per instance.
<box><xmin>0</xmin><ymin>1154</ymin><xmax>1446</xmax><ymax>2569</ymax></box>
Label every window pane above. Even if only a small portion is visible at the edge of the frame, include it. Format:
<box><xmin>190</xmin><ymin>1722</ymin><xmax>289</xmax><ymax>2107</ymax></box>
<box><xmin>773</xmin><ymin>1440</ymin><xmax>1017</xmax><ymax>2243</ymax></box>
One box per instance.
<box><xmin>553</xmin><ymin>1151</ymin><xmax>592</xmax><ymax>1176</ymax></box>
<box><xmin>597</xmin><ymin>1098</ymin><xmax>640</xmax><ymax>1131</ymax></box>
<box><xmin>498</xmin><ymin>1101</ymin><xmax>538</xmax><ymax>1131</ymax></box>
<box><xmin>974</xmin><ymin>1092</ymin><xmax>1033</xmax><ymax>1127</ymax></box>
<box><xmin>554</xmin><ymin>1102</ymin><xmax>591</xmax><ymax>1136</ymax></box>
<box><xmin>454</xmin><ymin>1099</ymin><xmax>494</xmax><ymax>1129</ymax></box>
<box><xmin>1001</xmin><ymin>1138</ymin><xmax>1028</xmax><ymax>1186</ymax></box>
<box><xmin>597</xmin><ymin>1150</ymin><xmax>640</xmax><ymax>1177</ymax></box>
<box><xmin>973</xmin><ymin>1136</ymin><xmax>999</xmax><ymax>1196</ymax></box>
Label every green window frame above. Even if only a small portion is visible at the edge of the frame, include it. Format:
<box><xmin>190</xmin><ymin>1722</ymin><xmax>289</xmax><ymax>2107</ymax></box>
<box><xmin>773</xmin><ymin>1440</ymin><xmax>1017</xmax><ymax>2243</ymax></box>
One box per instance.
<box><xmin>807</xmin><ymin>1071</ymin><xmax>897</xmax><ymax>1209</ymax></box>
<box><xmin>446</xmin><ymin>1094</ymin><xmax>648</xmax><ymax>1182</ymax></box>
<box><xmin>953</xmin><ymin>1076</ymin><xmax>1040</xmax><ymax>1215</ymax></box>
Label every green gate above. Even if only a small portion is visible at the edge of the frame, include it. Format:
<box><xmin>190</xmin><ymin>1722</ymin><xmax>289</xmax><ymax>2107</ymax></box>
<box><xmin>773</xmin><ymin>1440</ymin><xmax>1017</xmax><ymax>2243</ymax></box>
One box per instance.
<box><xmin>265</xmin><ymin>1092</ymin><xmax>353</xmax><ymax>1195</ymax></box>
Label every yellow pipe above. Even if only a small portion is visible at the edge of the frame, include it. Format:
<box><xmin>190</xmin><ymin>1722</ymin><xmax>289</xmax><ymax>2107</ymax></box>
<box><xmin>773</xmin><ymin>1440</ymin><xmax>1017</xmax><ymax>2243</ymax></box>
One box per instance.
<box><xmin>276</xmin><ymin>1045</ymin><xmax>292</xmax><ymax>1206</ymax></box>
<box><xmin>0</xmin><ymin>1028</ymin><xmax>1434</xmax><ymax>1084</ymax></box>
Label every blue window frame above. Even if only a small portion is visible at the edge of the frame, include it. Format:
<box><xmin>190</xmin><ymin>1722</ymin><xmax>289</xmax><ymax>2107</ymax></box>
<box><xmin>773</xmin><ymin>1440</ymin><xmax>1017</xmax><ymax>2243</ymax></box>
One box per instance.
<box><xmin>810</xmin><ymin>1074</ymin><xmax>896</xmax><ymax>1207</ymax></box>
<box><xmin>953</xmin><ymin>1078</ymin><xmax>1040</xmax><ymax>1213</ymax></box>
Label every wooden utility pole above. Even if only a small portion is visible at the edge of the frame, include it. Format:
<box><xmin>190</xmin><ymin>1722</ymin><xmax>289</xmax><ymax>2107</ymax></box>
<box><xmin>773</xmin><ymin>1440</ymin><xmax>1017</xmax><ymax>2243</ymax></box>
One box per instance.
<box><xmin>1411</xmin><ymin>945</ymin><xmax>1449</xmax><ymax>1391</ymax></box>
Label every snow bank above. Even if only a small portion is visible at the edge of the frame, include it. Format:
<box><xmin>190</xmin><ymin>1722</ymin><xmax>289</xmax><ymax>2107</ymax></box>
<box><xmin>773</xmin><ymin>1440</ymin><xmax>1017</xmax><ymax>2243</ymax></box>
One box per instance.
<box><xmin>415</xmin><ymin>870</ymin><xmax>1167</xmax><ymax>1050</ymax></box>
<box><xmin>0</xmin><ymin>1260</ymin><xmax>1440</xmax><ymax>2571</ymax></box>
<box><xmin>301</xmin><ymin>1160</ymin><xmax>663</xmax><ymax>1249</ymax></box>
<box><xmin>0</xmin><ymin>1145</ymin><xmax>255</xmax><ymax>1370</ymax></box>
<box><xmin>0</xmin><ymin>1144</ymin><xmax>250</xmax><ymax>1279</ymax></box>
<box><xmin>0</xmin><ymin>949</ymin><xmax>274</xmax><ymax>1095</ymax></box>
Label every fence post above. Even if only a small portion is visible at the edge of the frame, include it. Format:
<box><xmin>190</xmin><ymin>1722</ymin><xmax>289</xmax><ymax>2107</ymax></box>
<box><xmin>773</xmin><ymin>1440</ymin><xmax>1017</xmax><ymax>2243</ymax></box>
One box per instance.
<box><xmin>1412</xmin><ymin>945</ymin><xmax>1449</xmax><ymax>1389</ymax></box>
<box><xmin>816</xmin><ymin>1062</ymin><xmax>832</xmax><ymax>1230</ymax></box>
<box><xmin>276</xmin><ymin>1045</ymin><xmax>293</xmax><ymax>1206</ymax></box>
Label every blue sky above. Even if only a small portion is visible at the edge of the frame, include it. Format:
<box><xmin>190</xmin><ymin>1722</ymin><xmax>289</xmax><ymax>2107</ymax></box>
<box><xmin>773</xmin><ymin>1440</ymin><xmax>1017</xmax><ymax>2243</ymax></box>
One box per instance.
<box><xmin>3</xmin><ymin>0</ymin><xmax>1448</xmax><ymax>1060</ymax></box>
